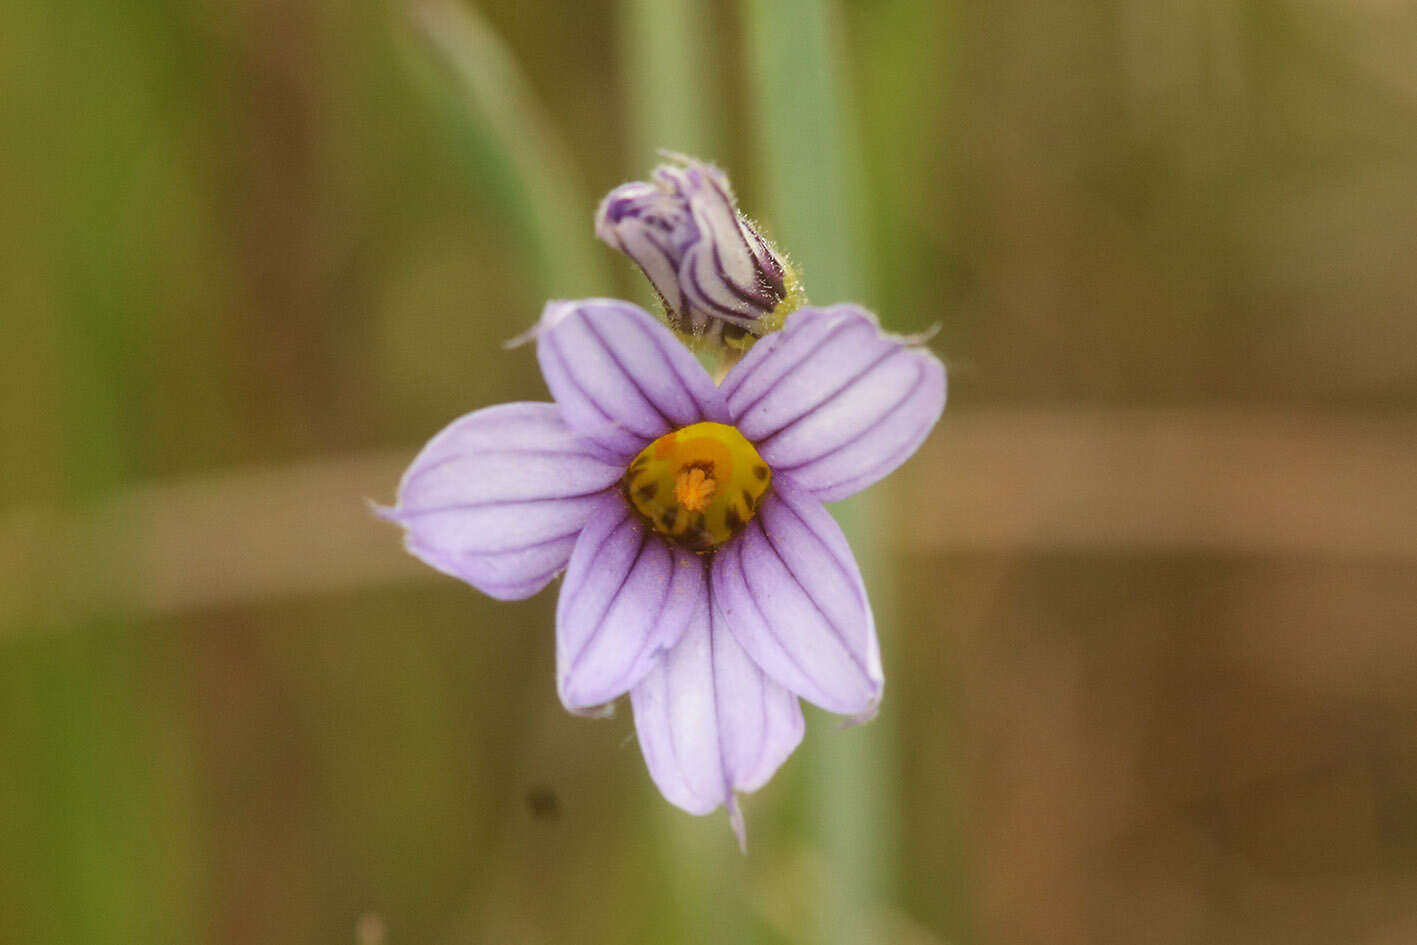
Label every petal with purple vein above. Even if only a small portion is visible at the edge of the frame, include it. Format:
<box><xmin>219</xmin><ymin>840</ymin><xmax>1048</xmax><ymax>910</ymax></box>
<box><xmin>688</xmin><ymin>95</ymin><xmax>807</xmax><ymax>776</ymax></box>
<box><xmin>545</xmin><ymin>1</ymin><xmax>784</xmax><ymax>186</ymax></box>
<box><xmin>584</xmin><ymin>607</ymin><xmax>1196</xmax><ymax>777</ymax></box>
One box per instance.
<box><xmin>630</xmin><ymin>584</ymin><xmax>803</xmax><ymax>848</ymax></box>
<box><xmin>711</xmin><ymin>478</ymin><xmax>883</xmax><ymax>717</ymax></box>
<box><xmin>383</xmin><ymin>402</ymin><xmax>620</xmax><ymax>600</ymax></box>
<box><xmin>537</xmin><ymin>299</ymin><xmax>727</xmax><ymax>460</ymax></box>
<box><xmin>722</xmin><ymin>305</ymin><xmax>945</xmax><ymax>502</ymax></box>
<box><xmin>557</xmin><ymin>495</ymin><xmax>706</xmax><ymax>710</ymax></box>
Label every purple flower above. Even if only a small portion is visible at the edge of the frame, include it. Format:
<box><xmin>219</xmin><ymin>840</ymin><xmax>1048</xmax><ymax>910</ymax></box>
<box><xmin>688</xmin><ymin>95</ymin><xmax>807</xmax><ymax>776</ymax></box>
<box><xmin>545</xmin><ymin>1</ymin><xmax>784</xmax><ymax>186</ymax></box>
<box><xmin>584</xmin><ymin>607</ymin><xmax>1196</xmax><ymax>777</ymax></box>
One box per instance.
<box><xmin>595</xmin><ymin>156</ymin><xmax>799</xmax><ymax>344</ymax></box>
<box><xmin>382</xmin><ymin>298</ymin><xmax>945</xmax><ymax>847</ymax></box>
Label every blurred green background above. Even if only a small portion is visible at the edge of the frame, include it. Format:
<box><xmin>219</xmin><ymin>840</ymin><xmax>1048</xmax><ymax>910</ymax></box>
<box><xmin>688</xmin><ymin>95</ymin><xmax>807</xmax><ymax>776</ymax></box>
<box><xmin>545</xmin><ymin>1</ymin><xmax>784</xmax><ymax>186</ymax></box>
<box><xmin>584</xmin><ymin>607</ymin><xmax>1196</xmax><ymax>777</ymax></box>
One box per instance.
<box><xmin>3</xmin><ymin>0</ymin><xmax>1417</xmax><ymax>943</ymax></box>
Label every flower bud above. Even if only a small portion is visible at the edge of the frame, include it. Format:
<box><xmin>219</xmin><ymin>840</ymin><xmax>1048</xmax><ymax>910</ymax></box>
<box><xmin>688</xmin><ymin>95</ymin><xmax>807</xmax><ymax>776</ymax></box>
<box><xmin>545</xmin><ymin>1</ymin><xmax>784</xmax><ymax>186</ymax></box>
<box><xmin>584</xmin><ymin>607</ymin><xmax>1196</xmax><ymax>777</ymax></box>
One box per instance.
<box><xmin>595</xmin><ymin>155</ymin><xmax>799</xmax><ymax>344</ymax></box>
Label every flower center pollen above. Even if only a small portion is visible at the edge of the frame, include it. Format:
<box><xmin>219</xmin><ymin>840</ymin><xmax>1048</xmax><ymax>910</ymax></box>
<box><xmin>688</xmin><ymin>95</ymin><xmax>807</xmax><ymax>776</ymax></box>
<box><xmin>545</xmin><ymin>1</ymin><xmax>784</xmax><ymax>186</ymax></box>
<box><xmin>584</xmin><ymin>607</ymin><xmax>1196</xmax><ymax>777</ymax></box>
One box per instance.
<box><xmin>622</xmin><ymin>421</ymin><xmax>771</xmax><ymax>552</ymax></box>
<box><xmin>673</xmin><ymin>466</ymin><xmax>716</xmax><ymax>512</ymax></box>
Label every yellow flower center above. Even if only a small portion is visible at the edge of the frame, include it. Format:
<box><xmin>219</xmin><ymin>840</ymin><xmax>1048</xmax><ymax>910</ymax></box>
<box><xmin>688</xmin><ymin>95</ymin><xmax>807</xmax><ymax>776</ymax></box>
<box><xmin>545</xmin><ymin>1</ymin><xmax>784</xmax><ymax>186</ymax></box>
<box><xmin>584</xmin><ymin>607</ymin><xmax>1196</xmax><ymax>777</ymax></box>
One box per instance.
<box><xmin>673</xmin><ymin>466</ymin><xmax>716</xmax><ymax>511</ymax></box>
<box><xmin>623</xmin><ymin>421</ymin><xmax>772</xmax><ymax>552</ymax></box>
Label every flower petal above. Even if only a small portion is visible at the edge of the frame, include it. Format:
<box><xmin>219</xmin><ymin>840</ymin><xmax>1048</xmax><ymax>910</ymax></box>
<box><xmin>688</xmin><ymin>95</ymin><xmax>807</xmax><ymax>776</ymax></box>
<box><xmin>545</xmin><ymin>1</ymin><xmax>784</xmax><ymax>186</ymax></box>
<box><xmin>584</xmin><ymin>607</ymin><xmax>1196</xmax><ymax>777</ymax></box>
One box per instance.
<box><xmin>711</xmin><ymin>477</ymin><xmax>883</xmax><ymax>717</ymax></box>
<box><xmin>556</xmin><ymin>495</ymin><xmax>706</xmax><ymax>710</ymax></box>
<box><xmin>721</xmin><ymin>305</ymin><xmax>946</xmax><ymax>502</ymax></box>
<box><xmin>383</xmin><ymin>402</ymin><xmax>621</xmax><ymax>600</ymax></box>
<box><xmin>537</xmin><ymin>298</ymin><xmax>727</xmax><ymax>460</ymax></box>
<box><xmin>675</xmin><ymin>163</ymin><xmax>785</xmax><ymax>331</ymax></box>
<box><xmin>631</xmin><ymin>585</ymin><xmax>804</xmax><ymax>847</ymax></box>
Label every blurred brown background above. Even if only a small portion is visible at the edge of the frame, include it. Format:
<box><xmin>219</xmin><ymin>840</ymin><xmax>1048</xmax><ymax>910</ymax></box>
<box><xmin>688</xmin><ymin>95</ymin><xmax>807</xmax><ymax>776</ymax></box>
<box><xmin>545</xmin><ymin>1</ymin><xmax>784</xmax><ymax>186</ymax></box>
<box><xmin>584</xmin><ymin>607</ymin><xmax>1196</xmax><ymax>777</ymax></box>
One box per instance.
<box><xmin>1</xmin><ymin>0</ymin><xmax>1415</xmax><ymax>943</ymax></box>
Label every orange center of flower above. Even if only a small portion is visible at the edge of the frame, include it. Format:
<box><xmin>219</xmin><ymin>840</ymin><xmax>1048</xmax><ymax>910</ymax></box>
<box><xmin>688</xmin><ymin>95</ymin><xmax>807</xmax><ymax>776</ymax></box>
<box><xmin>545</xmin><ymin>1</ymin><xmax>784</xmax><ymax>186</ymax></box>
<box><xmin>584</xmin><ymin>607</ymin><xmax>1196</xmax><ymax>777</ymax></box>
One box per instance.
<box><xmin>673</xmin><ymin>466</ymin><xmax>716</xmax><ymax>511</ymax></box>
<box><xmin>622</xmin><ymin>422</ymin><xmax>771</xmax><ymax>552</ymax></box>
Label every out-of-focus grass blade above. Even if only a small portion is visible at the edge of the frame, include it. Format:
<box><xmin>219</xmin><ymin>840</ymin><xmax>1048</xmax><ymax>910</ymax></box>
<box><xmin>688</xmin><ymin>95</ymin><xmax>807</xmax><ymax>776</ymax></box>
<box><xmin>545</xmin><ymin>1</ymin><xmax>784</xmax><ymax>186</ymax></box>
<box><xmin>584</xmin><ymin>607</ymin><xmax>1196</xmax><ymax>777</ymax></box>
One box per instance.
<box><xmin>849</xmin><ymin>1</ymin><xmax>968</xmax><ymax>935</ymax></box>
<box><xmin>743</xmin><ymin>0</ymin><xmax>870</xmax><ymax>302</ymax></box>
<box><xmin>619</xmin><ymin>0</ymin><xmax>719</xmax><ymax>160</ymax></box>
<box><xmin>743</xmin><ymin>2</ymin><xmax>894</xmax><ymax>944</ymax></box>
<box><xmin>0</xmin><ymin>0</ymin><xmax>205</xmax><ymax>941</ymax></box>
<box><xmin>408</xmin><ymin>0</ymin><xmax>604</xmax><ymax>297</ymax></box>
<box><xmin>852</xmin><ymin>0</ymin><xmax>951</xmax><ymax>335</ymax></box>
<box><xmin>614</xmin><ymin>0</ymin><xmax>722</xmax><ymax>320</ymax></box>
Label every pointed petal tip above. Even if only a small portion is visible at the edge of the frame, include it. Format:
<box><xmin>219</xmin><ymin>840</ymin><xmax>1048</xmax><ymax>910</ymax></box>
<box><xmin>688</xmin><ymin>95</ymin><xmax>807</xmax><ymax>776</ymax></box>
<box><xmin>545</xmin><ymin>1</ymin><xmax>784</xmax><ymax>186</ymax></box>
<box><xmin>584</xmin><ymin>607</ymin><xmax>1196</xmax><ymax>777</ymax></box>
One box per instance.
<box><xmin>563</xmin><ymin>699</ymin><xmax>617</xmax><ymax>720</ymax></box>
<box><xmin>502</xmin><ymin>321</ymin><xmax>540</xmax><ymax>350</ymax></box>
<box><xmin>899</xmin><ymin>321</ymin><xmax>942</xmax><ymax>348</ymax></box>
<box><xmin>367</xmin><ymin>498</ymin><xmax>400</xmax><ymax>523</ymax></box>
<box><xmin>836</xmin><ymin>695</ymin><xmax>882</xmax><ymax>730</ymax></box>
<box><xmin>728</xmin><ymin>795</ymin><xmax>748</xmax><ymax>855</ymax></box>
<box><xmin>537</xmin><ymin>298</ymin><xmax>577</xmax><ymax>331</ymax></box>
<box><xmin>655</xmin><ymin>147</ymin><xmax>699</xmax><ymax>165</ymax></box>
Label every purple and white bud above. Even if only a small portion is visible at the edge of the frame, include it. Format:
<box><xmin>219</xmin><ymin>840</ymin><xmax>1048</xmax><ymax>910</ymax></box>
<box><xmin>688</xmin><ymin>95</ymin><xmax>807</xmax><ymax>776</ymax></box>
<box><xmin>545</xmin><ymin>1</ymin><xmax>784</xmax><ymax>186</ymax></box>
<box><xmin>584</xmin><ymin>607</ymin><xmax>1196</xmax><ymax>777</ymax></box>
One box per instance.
<box><xmin>595</xmin><ymin>156</ymin><xmax>795</xmax><ymax>341</ymax></box>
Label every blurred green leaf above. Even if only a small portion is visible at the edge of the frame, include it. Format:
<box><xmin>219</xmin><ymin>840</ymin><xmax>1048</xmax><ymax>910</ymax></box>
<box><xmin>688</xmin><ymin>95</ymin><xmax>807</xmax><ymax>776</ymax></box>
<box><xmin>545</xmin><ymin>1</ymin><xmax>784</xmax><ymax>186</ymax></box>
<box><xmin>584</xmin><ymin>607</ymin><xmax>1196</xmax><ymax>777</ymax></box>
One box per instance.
<box><xmin>742</xmin><ymin>0</ymin><xmax>870</xmax><ymax>303</ymax></box>
<box><xmin>407</xmin><ymin>0</ymin><xmax>606</xmax><ymax>298</ymax></box>
<box><xmin>619</xmin><ymin>0</ymin><xmax>720</xmax><ymax>161</ymax></box>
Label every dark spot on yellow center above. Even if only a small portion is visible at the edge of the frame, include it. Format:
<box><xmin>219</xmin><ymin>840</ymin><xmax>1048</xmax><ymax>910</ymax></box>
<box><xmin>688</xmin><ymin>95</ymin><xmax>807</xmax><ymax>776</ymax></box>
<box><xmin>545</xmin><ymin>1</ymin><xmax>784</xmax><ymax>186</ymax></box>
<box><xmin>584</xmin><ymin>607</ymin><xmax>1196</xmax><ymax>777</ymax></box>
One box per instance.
<box><xmin>622</xmin><ymin>422</ymin><xmax>772</xmax><ymax>552</ymax></box>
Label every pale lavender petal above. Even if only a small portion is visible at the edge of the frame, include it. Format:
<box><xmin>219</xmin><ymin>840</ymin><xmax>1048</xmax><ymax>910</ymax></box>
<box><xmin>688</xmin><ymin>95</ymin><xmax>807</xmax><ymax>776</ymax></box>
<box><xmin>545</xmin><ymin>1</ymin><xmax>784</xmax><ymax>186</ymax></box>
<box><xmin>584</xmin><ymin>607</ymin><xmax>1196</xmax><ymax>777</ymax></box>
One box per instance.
<box><xmin>382</xmin><ymin>403</ymin><xmax>621</xmax><ymax>600</ymax></box>
<box><xmin>536</xmin><ymin>298</ymin><xmax>727</xmax><ymax>460</ymax></box>
<box><xmin>711</xmin><ymin>477</ymin><xmax>883</xmax><ymax>717</ymax></box>
<box><xmin>630</xmin><ymin>585</ymin><xmax>804</xmax><ymax>840</ymax></box>
<box><xmin>556</xmin><ymin>495</ymin><xmax>706</xmax><ymax>710</ymax></box>
<box><xmin>721</xmin><ymin>305</ymin><xmax>946</xmax><ymax>502</ymax></box>
<box><xmin>712</xmin><ymin>605</ymin><xmax>806</xmax><ymax>796</ymax></box>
